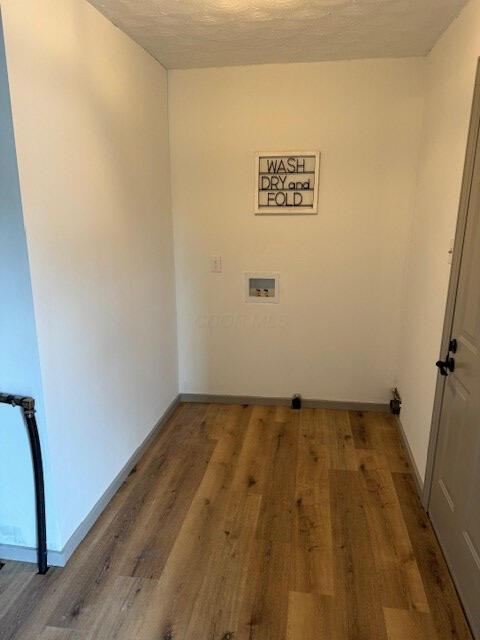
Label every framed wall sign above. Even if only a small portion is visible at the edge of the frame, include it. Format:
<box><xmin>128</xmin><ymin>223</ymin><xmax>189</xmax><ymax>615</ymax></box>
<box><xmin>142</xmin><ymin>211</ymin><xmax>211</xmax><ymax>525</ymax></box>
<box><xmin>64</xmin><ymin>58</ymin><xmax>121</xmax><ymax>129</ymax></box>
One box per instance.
<box><xmin>255</xmin><ymin>151</ymin><xmax>320</xmax><ymax>215</ymax></box>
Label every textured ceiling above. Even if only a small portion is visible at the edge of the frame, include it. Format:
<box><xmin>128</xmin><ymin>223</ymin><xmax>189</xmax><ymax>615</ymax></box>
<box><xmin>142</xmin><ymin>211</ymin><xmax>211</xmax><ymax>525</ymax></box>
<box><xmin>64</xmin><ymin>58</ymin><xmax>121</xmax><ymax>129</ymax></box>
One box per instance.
<box><xmin>88</xmin><ymin>0</ymin><xmax>468</xmax><ymax>69</ymax></box>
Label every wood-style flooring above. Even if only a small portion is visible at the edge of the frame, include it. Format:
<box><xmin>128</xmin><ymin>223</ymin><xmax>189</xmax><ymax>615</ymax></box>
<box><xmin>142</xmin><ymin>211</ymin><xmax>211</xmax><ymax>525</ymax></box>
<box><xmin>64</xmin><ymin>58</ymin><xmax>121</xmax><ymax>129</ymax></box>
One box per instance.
<box><xmin>0</xmin><ymin>403</ymin><xmax>473</xmax><ymax>639</ymax></box>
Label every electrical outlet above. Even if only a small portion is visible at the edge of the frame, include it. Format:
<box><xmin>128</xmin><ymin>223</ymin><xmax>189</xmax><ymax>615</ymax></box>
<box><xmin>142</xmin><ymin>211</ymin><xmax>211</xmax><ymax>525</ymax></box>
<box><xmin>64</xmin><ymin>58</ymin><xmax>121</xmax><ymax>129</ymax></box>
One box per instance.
<box><xmin>210</xmin><ymin>255</ymin><xmax>222</xmax><ymax>273</ymax></box>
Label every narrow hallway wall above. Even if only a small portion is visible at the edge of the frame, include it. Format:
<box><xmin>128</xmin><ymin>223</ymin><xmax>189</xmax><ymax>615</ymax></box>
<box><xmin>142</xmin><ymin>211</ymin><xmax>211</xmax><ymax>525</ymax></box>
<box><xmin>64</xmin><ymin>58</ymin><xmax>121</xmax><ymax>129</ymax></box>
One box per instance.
<box><xmin>1</xmin><ymin>0</ymin><xmax>178</xmax><ymax>555</ymax></box>
<box><xmin>0</xmin><ymin>13</ymin><xmax>60</xmax><ymax>553</ymax></box>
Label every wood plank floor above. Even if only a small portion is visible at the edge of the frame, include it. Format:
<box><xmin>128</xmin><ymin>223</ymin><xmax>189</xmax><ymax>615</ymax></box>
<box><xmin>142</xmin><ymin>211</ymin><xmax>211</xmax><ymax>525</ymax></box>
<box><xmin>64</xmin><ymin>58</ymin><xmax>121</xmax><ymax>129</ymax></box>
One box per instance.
<box><xmin>0</xmin><ymin>404</ymin><xmax>472</xmax><ymax>640</ymax></box>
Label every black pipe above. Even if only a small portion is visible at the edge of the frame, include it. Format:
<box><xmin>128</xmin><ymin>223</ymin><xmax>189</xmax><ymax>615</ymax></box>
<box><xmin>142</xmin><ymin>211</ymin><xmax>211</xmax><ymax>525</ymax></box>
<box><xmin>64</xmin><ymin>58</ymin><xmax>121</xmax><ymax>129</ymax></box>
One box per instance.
<box><xmin>0</xmin><ymin>393</ymin><xmax>48</xmax><ymax>574</ymax></box>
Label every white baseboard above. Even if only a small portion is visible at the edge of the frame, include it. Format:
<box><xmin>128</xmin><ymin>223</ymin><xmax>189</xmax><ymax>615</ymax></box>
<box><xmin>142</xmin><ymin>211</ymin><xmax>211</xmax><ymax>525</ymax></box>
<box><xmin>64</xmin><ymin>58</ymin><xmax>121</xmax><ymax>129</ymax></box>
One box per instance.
<box><xmin>0</xmin><ymin>542</ymin><xmax>65</xmax><ymax>567</ymax></box>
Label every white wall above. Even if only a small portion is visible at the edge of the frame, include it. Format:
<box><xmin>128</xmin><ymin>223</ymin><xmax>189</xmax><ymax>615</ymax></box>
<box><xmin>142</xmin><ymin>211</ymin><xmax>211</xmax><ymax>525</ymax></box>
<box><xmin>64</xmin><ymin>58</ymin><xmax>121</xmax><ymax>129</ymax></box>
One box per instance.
<box><xmin>0</xmin><ymin>14</ymin><xmax>60</xmax><ymax>551</ymax></box>
<box><xmin>169</xmin><ymin>59</ymin><xmax>425</xmax><ymax>403</ymax></box>
<box><xmin>1</xmin><ymin>0</ymin><xmax>177</xmax><ymax>550</ymax></box>
<box><xmin>397</xmin><ymin>0</ymin><xmax>480</xmax><ymax>482</ymax></box>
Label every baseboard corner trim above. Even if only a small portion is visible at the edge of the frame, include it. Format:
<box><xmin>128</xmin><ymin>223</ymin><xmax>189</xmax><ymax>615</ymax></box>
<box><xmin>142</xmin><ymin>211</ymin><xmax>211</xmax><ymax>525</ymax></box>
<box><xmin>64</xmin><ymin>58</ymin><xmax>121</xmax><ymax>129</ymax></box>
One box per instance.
<box><xmin>0</xmin><ymin>394</ymin><xmax>180</xmax><ymax>568</ymax></box>
<box><xmin>179</xmin><ymin>393</ymin><xmax>389</xmax><ymax>412</ymax></box>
